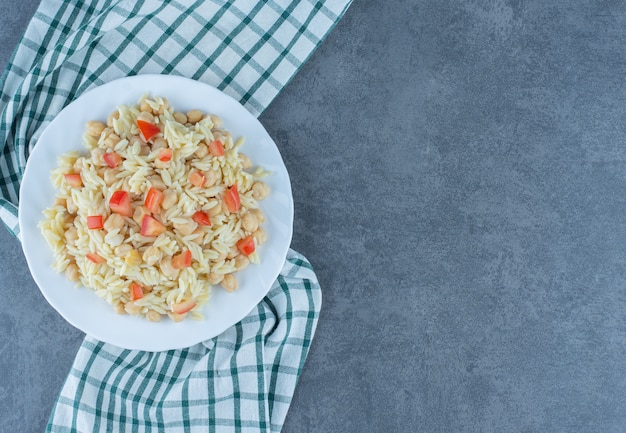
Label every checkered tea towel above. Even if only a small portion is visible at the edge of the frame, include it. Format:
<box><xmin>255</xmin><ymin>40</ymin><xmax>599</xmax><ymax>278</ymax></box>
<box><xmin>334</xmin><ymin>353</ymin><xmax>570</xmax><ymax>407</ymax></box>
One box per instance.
<box><xmin>0</xmin><ymin>0</ymin><xmax>351</xmax><ymax>431</ymax></box>
<box><xmin>48</xmin><ymin>249</ymin><xmax>321</xmax><ymax>432</ymax></box>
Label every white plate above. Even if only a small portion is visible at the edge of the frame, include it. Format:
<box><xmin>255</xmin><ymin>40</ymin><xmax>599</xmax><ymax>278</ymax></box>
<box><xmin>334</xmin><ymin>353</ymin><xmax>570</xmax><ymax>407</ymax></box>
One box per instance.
<box><xmin>19</xmin><ymin>75</ymin><xmax>293</xmax><ymax>351</ymax></box>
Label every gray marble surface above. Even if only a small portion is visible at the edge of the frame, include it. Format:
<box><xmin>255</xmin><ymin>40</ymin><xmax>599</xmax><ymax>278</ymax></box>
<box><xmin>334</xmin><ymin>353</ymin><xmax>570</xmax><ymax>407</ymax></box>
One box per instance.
<box><xmin>3</xmin><ymin>1</ymin><xmax>626</xmax><ymax>432</ymax></box>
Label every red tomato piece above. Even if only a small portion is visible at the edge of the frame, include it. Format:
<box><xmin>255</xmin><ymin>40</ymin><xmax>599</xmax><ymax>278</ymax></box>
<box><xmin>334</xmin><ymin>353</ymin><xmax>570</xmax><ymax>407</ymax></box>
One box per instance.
<box><xmin>192</xmin><ymin>210</ymin><xmax>211</xmax><ymax>226</ymax></box>
<box><xmin>64</xmin><ymin>173</ymin><xmax>82</xmax><ymax>187</ymax></box>
<box><xmin>158</xmin><ymin>148</ymin><xmax>172</xmax><ymax>162</ymax></box>
<box><xmin>130</xmin><ymin>283</ymin><xmax>144</xmax><ymax>301</ymax></box>
<box><xmin>172</xmin><ymin>299</ymin><xmax>196</xmax><ymax>314</ymax></box>
<box><xmin>172</xmin><ymin>250</ymin><xmax>192</xmax><ymax>269</ymax></box>
<box><xmin>208</xmin><ymin>140</ymin><xmax>225</xmax><ymax>156</ymax></box>
<box><xmin>140</xmin><ymin>215</ymin><xmax>166</xmax><ymax>237</ymax></box>
<box><xmin>103</xmin><ymin>152</ymin><xmax>122</xmax><ymax>168</ymax></box>
<box><xmin>236</xmin><ymin>235</ymin><xmax>255</xmax><ymax>256</ymax></box>
<box><xmin>86</xmin><ymin>252</ymin><xmax>106</xmax><ymax>264</ymax></box>
<box><xmin>109</xmin><ymin>190</ymin><xmax>132</xmax><ymax>217</ymax></box>
<box><xmin>189</xmin><ymin>171</ymin><xmax>206</xmax><ymax>187</ymax></box>
<box><xmin>87</xmin><ymin>215</ymin><xmax>104</xmax><ymax>230</ymax></box>
<box><xmin>223</xmin><ymin>184</ymin><xmax>240</xmax><ymax>213</ymax></box>
<box><xmin>136</xmin><ymin>119</ymin><xmax>160</xmax><ymax>141</ymax></box>
<box><xmin>144</xmin><ymin>187</ymin><xmax>163</xmax><ymax>214</ymax></box>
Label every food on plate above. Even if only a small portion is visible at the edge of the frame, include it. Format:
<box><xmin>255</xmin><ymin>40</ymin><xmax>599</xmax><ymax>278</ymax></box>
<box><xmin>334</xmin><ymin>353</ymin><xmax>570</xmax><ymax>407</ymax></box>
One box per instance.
<box><xmin>39</xmin><ymin>95</ymin><xmax>271</xmax><ymax>322</ymax></box>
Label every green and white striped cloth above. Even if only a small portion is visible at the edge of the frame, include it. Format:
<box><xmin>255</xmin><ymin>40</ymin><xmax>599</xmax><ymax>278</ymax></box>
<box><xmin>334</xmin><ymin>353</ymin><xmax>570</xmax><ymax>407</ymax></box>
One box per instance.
<box><xmin>48</xmin><ymin>250</ymin><xmax>321</xmax><ymax>432</ymax></box>
<box><xmin>0</xmin><ymin>0</ymin><xmax>351</xmax><ymax>431</ymax></box>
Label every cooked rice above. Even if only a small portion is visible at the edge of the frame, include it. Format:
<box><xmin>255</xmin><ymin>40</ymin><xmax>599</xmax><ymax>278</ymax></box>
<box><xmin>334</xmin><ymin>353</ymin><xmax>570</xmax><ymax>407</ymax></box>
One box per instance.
<box><xmin>39</xmin><ymin>95</ymin><xmax>270</xmax><ymax>322</ymax></box>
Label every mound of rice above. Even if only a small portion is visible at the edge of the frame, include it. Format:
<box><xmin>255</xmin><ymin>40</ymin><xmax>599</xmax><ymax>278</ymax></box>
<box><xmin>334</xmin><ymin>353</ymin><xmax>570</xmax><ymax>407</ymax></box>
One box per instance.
<box><xmin>39</xmin><ymin>95</ymin><xmax>270</xmax><ymax>322</ymax></box>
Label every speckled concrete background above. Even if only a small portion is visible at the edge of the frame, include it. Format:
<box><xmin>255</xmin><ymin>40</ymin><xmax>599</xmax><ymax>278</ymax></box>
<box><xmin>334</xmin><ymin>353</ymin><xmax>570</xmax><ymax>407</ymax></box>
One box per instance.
<box><xmin>3</xmin><ymin>1</ymin><xmax>626</xmax><ymax>432</ymax></box>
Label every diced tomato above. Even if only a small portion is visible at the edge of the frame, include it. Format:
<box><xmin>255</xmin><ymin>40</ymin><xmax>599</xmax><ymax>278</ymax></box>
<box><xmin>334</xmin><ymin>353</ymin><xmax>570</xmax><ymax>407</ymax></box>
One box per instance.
<box><xmin>130</xmin><ymin>283</ymin><xmax>144</xmax><ymax>301</ymax></box>
<box><xmin>189</xmin><ymin>171</ymin><xmax>206</xmax><ymax>187</ymax></box>
<box><xmin>109</xmin><ymin>190</ymin><xmax>132</xmax><ymax>217</ymax></box>
<box><xmin>208</xmin><ymin>140</ymin><xmax>225</xmax><ymax>156</ymax></box>
<box><xmin>87</xmin><ymin>215</ymin><xmax>104</xmax><ymax>230</ymax></box>
<box><xmin>64</xmin><ymin>173</ymin><xmax>82</xmax><ymax>187</ymax></box>
<box><xmin>140</xmin><ymin>215</ymin><xmax>166</xmax><ymax>237</ymax></box>
<box><xmin>144</xmin><ymin>187</ymin><xmax>163</xmax><ymax>214</ymax></box>
<box><xmin>172</xmin><ymin>250</ymin><xmax>192</xmax><ymax>269</ymax></box>
<box><xmin>236</xmin><ymin>235</ymin><xmax>255</xmax><ymax>256</ymax></box>
<box><xmin>172</xmin><ymin>299</ymin><xmax>196</xmax><ymax>314</ymax></box>
<box><xmin>86</xmin><ymin>252</ymin><xmax>106</xmax><ymax>264</ymax></box>
<box><xmin>158</xmin><ymin>148</ymin><xmax>172</xmax><ymax>162</ymax></box>
<box><xmin>103</xmin><ymin>152</ymin><xmax>122</xmax><ymax>168</ymax></box>
<box><xmin>192</xmin><ymin>210</ymin><xmax>211</xmax><ymax>226</ymax></box>
<box><xmin>223</xmin><ymin>184</ymin><xmax>240</xmax><ymax>213</ymax></box>
<box><xmin>136</xmin><ymin>119</ymin><xmax>160</xmax><ymax>141</ymax></box>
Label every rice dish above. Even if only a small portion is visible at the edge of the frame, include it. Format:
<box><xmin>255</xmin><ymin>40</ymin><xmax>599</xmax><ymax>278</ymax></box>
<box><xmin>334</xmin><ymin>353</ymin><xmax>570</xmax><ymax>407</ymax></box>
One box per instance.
<box><xmin>38</xmin><ymin>95</ymin><xmax>270</xmax><ymax>322</ymax></box>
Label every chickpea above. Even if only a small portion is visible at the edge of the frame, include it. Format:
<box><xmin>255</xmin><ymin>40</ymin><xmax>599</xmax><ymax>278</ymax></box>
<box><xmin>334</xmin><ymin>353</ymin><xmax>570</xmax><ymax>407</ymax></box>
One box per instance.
<box><xmin>161</xmin><ymin>189</ymin><xmax>178</xmax><ymax>210</ymax></box>
<box><xmin>103</xmin><ymin>168</ymin><xmax>118</xmax><ymax>186</ymax></box>
<box><xmin>251</xmin><ymin>208</ymin><xmax>265</xmax><ymax>224</ymax></box>
<box><xmin>221</xmin><ymin>274</ymin><xmax>238</xmax><ymax>293</ymax></box>
<box><xmin>137</xmin><ymin>111</ymin><xmax>155</xmax><ymax>124</ymax></box>
<box><xmin>151</xmin><ymin>137</ymin><xmax>167</xmax><ymax>151</ymax></box>
<box><xmin>103</xmin><ymin>133</ymin><xmax>121</xmax><ymax>149</ymax></box>
<box><xmin>234</xmin><ymin>254</ymin><xmax>249</xmax><ymax>271</ymax></box>
<box><xmin>204</xmin><ymin>169</ymin><xmax>219</xmax><ymax>187</ymax></box>
<box><xmin>64</xmin><ymin>226</ymin><xmax>78</xmax><ymax>244</ymax></box>
<box><xmin>173</xmin><ymin>112</ymin><xmax>187</xmax><ymax>124</ymax></box>
<box><xmin>125</xmin><ymin>249</ymin><xmax>142</xmax><ymax>266</ymax></box>
<box><xmin>254</xmin><ymin>227</ymin><xmax>267</xmax><ymax>245</ymax></box>
<box><xmin>91</xmin><ymin>147</ymin><xmax>106</xmax><ymax>166</ymax></box>
<box><xmin>148</xmin><ymin>175</ymin><xmax>166</xmax><ymax>191</ymax></box>
<box><xmin>86</xmin><ymin>121</ymin><xmax>106</xmax><ymax>137</ymax></box>
<box><xmin>140</xmin><ymin>99</ymin><xmax>152</xmax><ymax>112</ymax></box>
<box><xmin>65</xmin><ymin>263</ymin><xmax>80</xmax><ymax>282</ymax></box>
<box><xmin>174</xmin><ymin>219</ymin><xmax>197</xmax><ymax>236</ymax></box>
<box><xmin>214</xmin><ymin>250</ymin><xmax>228</xmax><ymax>262</ymax></box>
<box><xmin>160</xmin><ymin>257</ymin><xmax>179</xmax><ymax>278</ymax></box>
<box><xmin>124</xmin><ymin>301</ymin><xmax>142</xmax><ymax>315</ymax></box>
<box><xmin>239</xmin><ymin>153</ymin><xmax>252</xmax><ymax>170</ymax></box>
<box><xmin>133</xmin><ymin>206</ymin><xmax>149</xmax><ymax>225</ymax></box>
<box><xmin>146</xmin><ymin>310</ymin><xmax>162</xmax><ymax>322</ymax></box>
<box><xmin>114</xmin><ymin>243</ymin><xmax>133</xmax><ymax>258</ymax></box>
<box><xmin>113</xmin><ymin>302</ymin><xmax>126</xmax><ymax>315</ymax></box>
<box><xmin>194</xmin><ymin>142</ymin><xmax>208</xmax><ymax>158</ymax></box>
<box><xmin>241</xmin><ymin>212</ymin><xmax>258</xmax><ymax>233</ymax></box>
<box><xmin>209</xmin><ymin>114</ymin><xmax>222</xmax><ymax>129</ymax></box>
<box><xmin>227</xmin><ymin>245</ymin><xmax>239</xmax><ymax>259</ymax></box>
<box><xmin>154</xmin><ymin>158</ymin><xmax>169</xmax><ymax>169</ymax></box>
<box><xmin>251</xmin><ymin>181</ymin><xmax>270</xmax><ymax>200</ymax></box>
<box><xmin>167</xmin><ymin>312</ymin><xmax>186</xmax><ymax>322</ymax></box>
<box><xmin>63</xmin><ymin>213</ymin><xmax>75</xmax><ymax>225</ymax></box>
<box><xmin>107</xmin><ymin>110</ymin><xmax>120</xmax><ymax>127</ymax></box>
<box><xmin>190</xmin><ymin>228</ymin><xmax>205</xmax><ymax>245</ymax></box>
<box><xmin>207</xmin><ymin>272</ymin><xmax>224</xmax><ymax>285</ymax></box>
<box><xmin>129</xmin><ymin>135</ymin><xmax>146</xmax><ymax>147</ymax></box>
<box><xmin>186</xmin><ymin>109</ymin><xmax>204</xmax><ymax>124</ymax></box>
<box><xmin>104</xmin><ymin>213</ymin><xmax>125</xmax><ymax>231</ymax></box>
<box><xmin>142</xmin><ymin>245</ymin><xmax>162</xmax><ymax>266</ymax></box>
<box><xmin>206</xmin><ymin>200</ymin><xmax>222</xmax><ymax>217</ymax></box>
